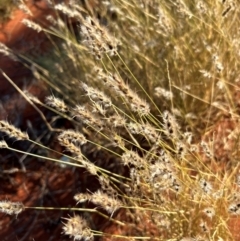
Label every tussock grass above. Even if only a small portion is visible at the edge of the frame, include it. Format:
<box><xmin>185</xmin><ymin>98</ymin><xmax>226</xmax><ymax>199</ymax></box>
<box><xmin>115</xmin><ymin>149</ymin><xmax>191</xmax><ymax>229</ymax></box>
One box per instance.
<box><xmin>0</xmin><ymin>0</ymin><xmax>15</xmax><ymax>22</ymax></box>
<box><xmin>1</xmin><ymin>0</ymin><xmax>240</xmax><ymax>240</ymax></box>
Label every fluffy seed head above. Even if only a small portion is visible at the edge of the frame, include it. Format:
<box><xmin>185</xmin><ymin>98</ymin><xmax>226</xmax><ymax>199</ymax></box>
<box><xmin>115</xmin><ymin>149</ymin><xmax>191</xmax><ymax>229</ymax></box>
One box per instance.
<box><xmin>176</xmin><ymin>141</ymin><xmax>187</xmax><ymax>159</ymax></box>
<box><xmin>22</xmin><ymin>19</ymin><xmax>42</xmax><ymax>32</ymax></box>
<box><xmin>127</xmin><ymin>122</ymin><xmax>143</xmax><ymax>135</ymax></box>
<box><xmin>98</xmin><ymin>176</ymin><xmax>118</xmax><ymax>197</ymax></box>
<box><xmin>91</xmin><ymin>103</ymin><xmax>106</xmax><ymax>116</ymax></box>
<box><xmin>0</xmin><ymin>200</ymin><xmax>24</xmax><ymax>216</ymax></box>
<box><xmin>228</xmin><ymin>202</ymin><xmax>240</xmax><ymax>215</ymax></box>
<box><xmin>127</xmin><ymin>122</ymin><xmax>158</xmax><ymax>142</ymax></box>
<box><xmin>96</xmin><ymin>69</ymin><xmax>150</xmax><ymax>115</ymax></box>
<box><xmin>62</xmin><ymin>215</ymin><xmax>93</xmax><ymax>241</ymax></box>
<box><xmin>80</xmin><ymin>16</ymin><xmax>119</xmax><ymax>59</ymax></box>
<box><xmin>74</xmin><ymin>193</ymin><xmax>91</xmax><ymax>204</ymax></box>
<box><xmin>91</xmin><ymin>190</ymin><xmax>121</xmax><ymax>215</ymax></box>
<box><xmin>80</xmin><ymin>159</ymin><xmax>98</xmax><ymax>176</ymax></box>
<box><xmin>121</xmin><ymin>150</ymin><xmax>145</xmax><ymax>167</ymax></box>
<box><xmin>81</xmin><ymin>82</ymin><xmax>112</xmax><ymax>109</ymax></box>
<box><xmin>0</xmin><ymin>43</ymin><xmax>18</xmax><ymax>61</ymax></box>
<box><xmin>200</xmin><ymin>141</ymin><xmax>213</xmax><ymax>158</ymax></box>
<box><xmin>140</xmin><ymin>123</ymin><xmax>159</xmax><ymax>143</ymax></box>
<box><xmin>199</xmin><ymin>220</ymin><xmax>209</xmax><ymax>233</ymax></box>
<box><xmin>0</xmin><ymin>121</ymin><xmax>29</xmax><ymax>140</ymax></box>
<box><xmin>107</xmin><ymin>115</ymin><xmax>126</xmax><ymax>128</ymax></box>
<box><xmin>110</xmin><ymin>133</ymin><xmax>125</xmax><ymax>148</ymax></box>
<box><xmin>112</xmin><ymin>75</ymin><xmax>150</xmax><ymax>115</ymax></box>
<box><xmin>126</xmin><ymin>89</ymin><xmax>150</xmax><ymax>116</ymax></box>
<box><xmin>54</xmin><ymin>3</ymin><xmax>81</xmax><ymax>18</ymax></box>
<box><xmin>199</xmin><ymin>178</ymin><xmax>213</xmax><ymax>194</ymax></box>
<box><xmin>155</xmin><ymin>86</ymin><xmax>173</xmax><ymax>100</ymax></box>
<box><xmin>45</xmin><ymin>96</ymin><xmax>68</xmax><ymax>112</ymax></box>
<box><xmin>203</xmin><ymin>207</ymin><xmax>215</xmax><ymax>218</ymax></box>
<box><xmin>72</xmin><ymin>105</ymin><xmax>103</xmax><ymax>130</ymax></box>
<box><xmin>58</xmin><ymin>130</ymin><xmax>87</xmax><ymax>146</ymax></box>
<box><xmin>162</xmin><ymin>110</ymin><xmax>180</xmax><ymax>139</ymax></box>
<box><xmin>58</xmin><ymin>137</ymin><xmax>82</xmax><ymax>155</ymax></box>
<box><xmin>19</xmin><ymin>3</ymin><xmax>32</xmax><ymax>16</ymax></box>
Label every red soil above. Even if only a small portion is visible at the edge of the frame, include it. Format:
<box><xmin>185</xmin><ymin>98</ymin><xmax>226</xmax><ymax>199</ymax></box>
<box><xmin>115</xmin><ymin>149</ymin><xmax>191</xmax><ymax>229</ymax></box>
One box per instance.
<box><xmin>0</xmin><ymin>0</ymin><xmax>53</xmax><ymax>97</ymax></box>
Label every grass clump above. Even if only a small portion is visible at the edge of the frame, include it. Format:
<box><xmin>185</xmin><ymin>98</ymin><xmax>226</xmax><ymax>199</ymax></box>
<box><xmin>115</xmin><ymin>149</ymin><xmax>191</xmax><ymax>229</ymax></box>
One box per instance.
<box><xmin>1</xmin><ymin>0</ymin><xmax>240</xmax><ymax>240</ymax></box>
<box><xmin>0</xmin><ymin>0</ymin><xmax>14</xmax><ymax>22</ymax></box>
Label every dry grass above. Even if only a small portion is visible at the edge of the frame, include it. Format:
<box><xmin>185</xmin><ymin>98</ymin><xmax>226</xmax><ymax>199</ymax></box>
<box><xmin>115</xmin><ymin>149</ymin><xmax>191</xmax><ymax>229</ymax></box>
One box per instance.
<box><xmin>1</xmin><ymin>0</ymin><xmax>240</xmax><ymax>240</ymax></box>
<box><xmin>0</xmin><ymin>0</ymin><xmax>15</xmax><ymax>22</ymax></box>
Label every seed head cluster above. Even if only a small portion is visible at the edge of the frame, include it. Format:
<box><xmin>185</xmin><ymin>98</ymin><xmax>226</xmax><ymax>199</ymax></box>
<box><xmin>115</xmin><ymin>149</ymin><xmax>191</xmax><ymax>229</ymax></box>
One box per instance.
<box><xmin>81</xmin><ymin>82</ymin><xmax>112</xmax><ymax>109</ymax></box>
<box><xmin>72</xmin><ymin>105</ymin><xmax>103</xmax><ymax>130</ymax></box>
<box><xmin>96</xmin><ymin>68</ymin><xmax>150</xmax><ymax>115</ymax></box>
<box><xmin>62</xmin><ymin>215</ymin><xmax>93</xmax><ymax>241</ymax></box>
<box><xmin>91</xmin><ymin>190</ymin><xmax>122</xmax><ymax>215</ymax></box>
<box><xmin>80</xmin><ymin>16</ymin><xmax>119</xmax><ymax>59</ymax></box>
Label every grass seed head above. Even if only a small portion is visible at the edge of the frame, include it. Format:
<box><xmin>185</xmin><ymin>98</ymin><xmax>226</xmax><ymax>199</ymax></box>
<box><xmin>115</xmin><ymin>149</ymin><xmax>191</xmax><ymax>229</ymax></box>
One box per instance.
<box><xmin>0</xmin><ymin>200</ymin><xmax>24</xmax><ymax>216</ymax></box>
<box><xmin>58</xmin><ymin>130</ymin><xmax>87</xmax><ymax>146</ymax></box>
<box><xmin>45</xmin><ymin>96</ymin><xmax>68</xmax><ymax>112</ymax></box>
<box><xmin>80</xmin><ymin>16</ymin><xmax>119</xmax><ymax>59</ymax></box>
<box><xmin>22</xmin><ymin>19</ymin><xmax>42</xmax><ymax>33</ymax></box>
<box><xmin>0</xmin><ymin>121</ymin><xmax>29</xmax><ymax>140</ymax></box>
<box><xmin>58</xmin><ymin>137</ymin><xmax>82</xmax><ymax>155</ymax></box>
<box><xmin>72</xmin><ymin>105</ymin><xmax>103</xmax><ymax>130</ymax></box>
<box><xmin>91</xmin><ymin>190</ymin><xmax>121</xmax><ymax>215</ymax></box>
<box><xmin>74</xmin><ymin>193</ymin><xmax>91</xmax><ymax>204</ymax></box>
<box><xmin>81</xmin><ymin>82</ymin><xmax>112</xmax><ymax>109</ymax></box>
<box><xmin>0</xmin><ymin>43</ymin><xmax>18</xmax><ymax>61</ymax></box>
<box><xmin>62</xmin><ymin>215</ymin><xmax>93</xmax><ymax>241</ymax></box>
